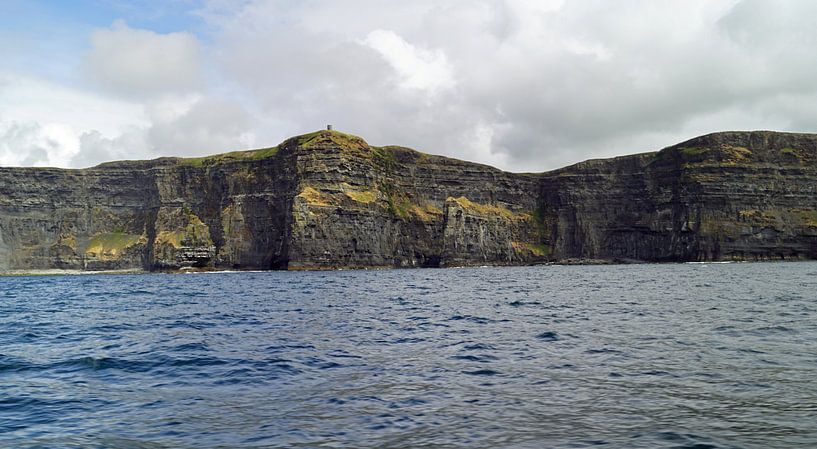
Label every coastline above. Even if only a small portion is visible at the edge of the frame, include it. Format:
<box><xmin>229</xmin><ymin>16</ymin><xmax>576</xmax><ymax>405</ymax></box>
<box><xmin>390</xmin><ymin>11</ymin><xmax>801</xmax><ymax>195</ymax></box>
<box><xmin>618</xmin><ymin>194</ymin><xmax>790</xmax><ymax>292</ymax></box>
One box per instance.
<box><xmin>1</xmin><ymin>256</ymin><xmax>813</xmax><ymax>277</ymax></box>
<box><xmin>0</xmin><ymin>268</ymin><xmax>146</xmax><ymax>277</ymax></box>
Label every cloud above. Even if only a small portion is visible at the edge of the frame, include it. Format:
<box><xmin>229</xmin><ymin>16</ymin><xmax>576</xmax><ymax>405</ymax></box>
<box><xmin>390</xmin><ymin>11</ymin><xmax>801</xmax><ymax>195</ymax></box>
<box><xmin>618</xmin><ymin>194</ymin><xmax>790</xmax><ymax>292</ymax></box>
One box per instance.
<box><xmin>144</xmin><ymin>95</ymin><xmax>255</xmax><ymax>156</ymax></box>
<box><xmin>199</xmin><ymin>0</ymin><xmax>817</xmax><ymax>171</ymax></box>
<box><xmin>0</xmin><ymin>73</ymin><xmax>144</xmax><ymax>167</ymax></box>
<box><xmin>8</xmin><ymin>0</ymin><xmax>817</xmax><ymax>172</ymax></box>
<box><xmin>0</xmin><ymin>71</ymin><xmax>253</xmax><ymax>168</ymax></box>
<box><xmin>69</xmin><ymin>95</ymin><xmax>255</xmax><ymax>168</ymax></box>
<box><xmin>362</xmin><ymin>29</ymin><xmax>455</xmax><ymax>95</ymax></box>
<box><xmin>0</xmin><ymin>121</ymin><xmax>79</xmax><ymax>167</ymax></box>
<box><xmin>0</xmin><ymin>19</ymin><xmax>252</xmax><ymax>169</ymax></box>
<box><xmin>85</xmin><ymin>20</ymin><xmax>202</xmax><ymax>97</ymax></box>
<box><xmin>73</xmin><ymin>129</ymin><xmax>148</xmax><ymax>167</ymax></box>
<box><xmin>0</xmin><ymin>73</ymin><xmax>146</xmax><ymax>134</ymax></box>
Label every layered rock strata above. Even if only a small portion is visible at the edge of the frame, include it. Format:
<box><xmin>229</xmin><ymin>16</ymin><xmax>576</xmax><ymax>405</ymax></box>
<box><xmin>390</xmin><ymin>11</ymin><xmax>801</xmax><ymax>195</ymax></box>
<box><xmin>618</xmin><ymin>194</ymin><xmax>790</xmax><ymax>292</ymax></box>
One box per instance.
<box><xmin>542</xmin><ymin>131</ymin><xmax>817</xmax><ymax>261</ymax></box>
<box><xmin>1</xmin><ymin>130</ymin><xmax>815</xmax><ymax>271</ymax></box>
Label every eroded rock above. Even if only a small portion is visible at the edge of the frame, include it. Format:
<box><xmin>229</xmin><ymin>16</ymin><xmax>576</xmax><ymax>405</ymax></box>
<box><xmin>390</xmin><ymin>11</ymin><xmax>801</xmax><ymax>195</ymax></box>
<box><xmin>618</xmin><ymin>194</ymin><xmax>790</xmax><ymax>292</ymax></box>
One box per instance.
<box><xmin>1</xmin><ymin>129</ymin><xmax>816</xmax><ymax>271</ymax></box>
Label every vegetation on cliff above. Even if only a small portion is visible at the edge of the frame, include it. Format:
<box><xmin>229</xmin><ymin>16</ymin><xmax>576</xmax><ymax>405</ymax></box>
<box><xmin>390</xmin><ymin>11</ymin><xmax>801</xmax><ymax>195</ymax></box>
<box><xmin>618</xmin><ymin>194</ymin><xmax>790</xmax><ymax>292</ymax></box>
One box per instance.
<box><xmin>3</xmin><ymin>129</ymin><xmax>817</xmax><ymax>272</ymax></box>
<box><xmin>85</xmin><ymin>232</ymin><xmax>144</xmax><ymax>259</ymax></box>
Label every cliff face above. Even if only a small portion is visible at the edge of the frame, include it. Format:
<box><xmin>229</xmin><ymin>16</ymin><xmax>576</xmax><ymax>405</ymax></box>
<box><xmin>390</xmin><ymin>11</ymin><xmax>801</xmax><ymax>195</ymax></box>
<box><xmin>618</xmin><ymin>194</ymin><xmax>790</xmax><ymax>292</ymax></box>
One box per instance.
<box><xmin>1</xmin><ymin>129</ymin><xmax>816</xmax><ymax>271</ymax></box>
<box><xmin>540</xmin><ymin>131</ymin><xmax>817</xmax><ymax>262</ymax></box>
<box><xmin>0</xmin><ymin>144</ymin><xmax>298</xmax><ymax>271</ymax></box>
<box><xmin>287</xmin><ymin>132</ymin><xmax>543</xmax><ymax>269</ymax></box>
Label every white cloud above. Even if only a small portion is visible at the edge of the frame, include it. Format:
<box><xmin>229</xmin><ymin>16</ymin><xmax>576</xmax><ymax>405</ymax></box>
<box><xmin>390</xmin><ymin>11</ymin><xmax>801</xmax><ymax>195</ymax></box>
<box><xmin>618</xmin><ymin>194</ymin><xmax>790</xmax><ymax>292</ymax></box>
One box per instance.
<box><xmin>362</xmin><ymin>29</ymin><xmax>455</xmax><ymax>95</ymax></box>
<box><xmin>73</xmin><ymin>129</ymin><xmax>149</xmax><ymax>167</ymax></box>
<box><xmin>85</xmin><ymin>20</ymin><xmax>202</xmax><ymax>97</ymax></box>
<box><xmin>0</xmin><ymin>121</ymin><xmax>79</xmax><ymax>167</ymax></box>
<box><xmin>145</xmin><ymin>95</ymin><xmax>255</xmax><ymax>156</ymax></box>
<box><xmin>0</xmin><ymin>71</ymin><xmax>254</xmax><ymax>168</ymax></box>
<box><xmin>8</xmin><ymin>0</ymin><xmax>817</xmax><ymax>172</ymax></box>
<box><xmin>0</xmin><ymin>73</ymin><xmax>146</xmax><ymax>134</ymax></box>
<box><xmin>67</xmin><ymin>95</ymin><xmax>255</xmax><ymax>168</ymax></box>
<box><xmin>0</xmin><ymin>73</ymin><xmax>145</xmax><ymax>167</ymax></box>
<box><xmin>0</xmin><ymin>18</ymin><xmax>253</xmax><ymax>169</ymax></box>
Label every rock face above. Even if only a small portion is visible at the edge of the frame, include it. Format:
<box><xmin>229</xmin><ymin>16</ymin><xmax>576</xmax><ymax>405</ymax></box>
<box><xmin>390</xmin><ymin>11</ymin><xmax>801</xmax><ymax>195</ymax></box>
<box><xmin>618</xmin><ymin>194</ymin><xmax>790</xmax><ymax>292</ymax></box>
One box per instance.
<box><xmin>541</xmin><ymin>131</ymin><xmax>817</xmax><ymax>262</ymax></box>
<box><xmin>1</xmin><ymin>129</ymin><xmax>817</xmax><ymax>271</ymax></box>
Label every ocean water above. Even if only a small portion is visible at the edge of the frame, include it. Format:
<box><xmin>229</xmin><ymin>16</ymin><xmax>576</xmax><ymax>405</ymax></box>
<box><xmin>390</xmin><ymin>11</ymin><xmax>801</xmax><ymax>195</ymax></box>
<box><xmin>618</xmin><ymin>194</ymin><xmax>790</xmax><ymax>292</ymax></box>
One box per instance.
<box><xmin>1</xmin><ymin>262</ymin><xmax>816</xmax><ymax>449</ymax></box>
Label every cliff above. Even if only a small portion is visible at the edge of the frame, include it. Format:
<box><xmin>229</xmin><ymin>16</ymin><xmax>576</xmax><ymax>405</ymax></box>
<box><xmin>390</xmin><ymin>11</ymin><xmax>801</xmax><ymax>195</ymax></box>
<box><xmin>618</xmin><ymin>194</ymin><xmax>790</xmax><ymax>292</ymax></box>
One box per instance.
<box><xmin>541</xmin><ymin>131</ymin><xmax>817</xmax><ymax>262</ymax></box>
<box><xmin>1</xmin><ymin>129</ymin><xmax>816</xmax><ymax>272</ymax></box>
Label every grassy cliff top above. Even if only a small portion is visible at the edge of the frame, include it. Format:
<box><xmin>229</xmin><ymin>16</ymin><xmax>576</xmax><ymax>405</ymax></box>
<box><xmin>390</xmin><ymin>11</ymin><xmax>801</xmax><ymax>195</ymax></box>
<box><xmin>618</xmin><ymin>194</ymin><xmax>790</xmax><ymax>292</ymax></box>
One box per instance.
<box><xmin>652</xmin><ymin>130</ymin><xmax>817</xmax><ymax>166</ymax></box>
<box><xmin>92</xmin><ymin>130</ymin><xmax>368</xmax><ymax>169</ymax></box>
<box><xmin>174</xmin><ymin>130</ymin><xmax>373</xmax><ymax>168</ymax></box>
<box><xmin>283</xmin><ymin>130</ymin><xmax>370</xmax><ymax>151</ymax></box>
<box><xmin>174</xmin><ymin>130</ymin><xmax>502</xmax><ymax>172</ymax></box>
<box><xmin>93</xmin><ymin>129</ymin><xmax>817</xmax><ymax>173</ymax></box>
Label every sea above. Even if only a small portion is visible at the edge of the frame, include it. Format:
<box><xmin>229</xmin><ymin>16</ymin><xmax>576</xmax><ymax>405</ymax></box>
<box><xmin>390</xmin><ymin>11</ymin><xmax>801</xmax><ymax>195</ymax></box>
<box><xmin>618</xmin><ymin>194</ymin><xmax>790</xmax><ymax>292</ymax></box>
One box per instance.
<box><xmin>1</xmin><ymin>262</ymin><xmax>816</xmax><ymax>448</ymax></box>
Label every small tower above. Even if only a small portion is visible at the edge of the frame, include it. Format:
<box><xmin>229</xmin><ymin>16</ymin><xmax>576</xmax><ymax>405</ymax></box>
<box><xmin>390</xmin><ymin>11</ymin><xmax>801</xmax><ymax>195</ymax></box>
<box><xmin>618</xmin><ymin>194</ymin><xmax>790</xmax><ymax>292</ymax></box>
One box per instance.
<box><xmin>327</xmin><ymin>124</ymin><xmax>333</xmax><ymax>131</ymax></box>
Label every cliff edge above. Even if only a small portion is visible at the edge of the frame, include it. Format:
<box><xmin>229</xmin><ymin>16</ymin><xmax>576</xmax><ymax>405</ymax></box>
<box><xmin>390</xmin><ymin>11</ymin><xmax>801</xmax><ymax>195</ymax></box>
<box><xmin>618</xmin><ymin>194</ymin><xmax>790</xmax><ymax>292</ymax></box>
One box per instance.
<box><xmin>1</xmin><ymin>129</ymin><xmax>816</xmax><ymax>271</ymax></box>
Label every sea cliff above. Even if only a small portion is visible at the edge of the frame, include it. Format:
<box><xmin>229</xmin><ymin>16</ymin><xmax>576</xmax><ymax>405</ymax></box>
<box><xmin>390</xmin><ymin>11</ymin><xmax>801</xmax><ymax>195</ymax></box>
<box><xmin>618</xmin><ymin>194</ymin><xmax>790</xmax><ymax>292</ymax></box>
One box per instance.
<box><xmin>2</xmin><ymin>129</ymin><xmax>816</xmax><ymax>271</ymax></box>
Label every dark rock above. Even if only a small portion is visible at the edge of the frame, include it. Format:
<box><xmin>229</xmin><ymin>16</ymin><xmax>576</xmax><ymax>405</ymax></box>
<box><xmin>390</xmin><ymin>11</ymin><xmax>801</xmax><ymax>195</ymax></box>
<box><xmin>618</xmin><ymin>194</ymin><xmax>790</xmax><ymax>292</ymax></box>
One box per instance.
<box><xmin>1</xmin><ymin>129</ymin><xmax>816</xmax><ymax>271</ymax></box>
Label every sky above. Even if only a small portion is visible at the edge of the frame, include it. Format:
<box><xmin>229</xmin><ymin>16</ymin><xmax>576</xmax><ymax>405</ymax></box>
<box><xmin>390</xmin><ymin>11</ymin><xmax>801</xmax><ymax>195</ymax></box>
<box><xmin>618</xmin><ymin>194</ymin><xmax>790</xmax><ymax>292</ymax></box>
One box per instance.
<box><xmin>1</xmin><ymin>0</ymin><xmax>816</xmax><ymax>172</ymax></box>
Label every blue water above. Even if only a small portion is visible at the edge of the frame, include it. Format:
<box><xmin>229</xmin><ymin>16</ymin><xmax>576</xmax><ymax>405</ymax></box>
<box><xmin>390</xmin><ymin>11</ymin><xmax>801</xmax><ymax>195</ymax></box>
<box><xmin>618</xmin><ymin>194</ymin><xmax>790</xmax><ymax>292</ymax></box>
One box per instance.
<box><xmin>1</xmin><ymin>262</ymin><xmax>817</xmax><ymax>448</ymax></box>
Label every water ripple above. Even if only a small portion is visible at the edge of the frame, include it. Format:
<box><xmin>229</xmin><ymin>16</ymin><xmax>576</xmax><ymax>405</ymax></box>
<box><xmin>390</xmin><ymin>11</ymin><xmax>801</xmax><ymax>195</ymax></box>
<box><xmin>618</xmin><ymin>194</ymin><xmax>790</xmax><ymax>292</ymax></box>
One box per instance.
<box><xmin>0</xmin><ymin>263</ymin><xmax>816</xmax><ymax>447</ymax></box>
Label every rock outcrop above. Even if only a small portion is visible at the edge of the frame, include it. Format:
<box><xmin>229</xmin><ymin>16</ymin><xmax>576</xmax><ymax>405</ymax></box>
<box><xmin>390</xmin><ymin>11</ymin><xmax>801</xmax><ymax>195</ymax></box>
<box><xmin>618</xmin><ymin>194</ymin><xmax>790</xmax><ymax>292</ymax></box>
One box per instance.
<box><xmin>1</xmin><ymin>129</ymin><xmax>816</xmax><ymax>271</ymax></box>
<box><xmin>541</xmin><ymin>131</ymin><xmax>817</xmax><ymax>262</ymax></box>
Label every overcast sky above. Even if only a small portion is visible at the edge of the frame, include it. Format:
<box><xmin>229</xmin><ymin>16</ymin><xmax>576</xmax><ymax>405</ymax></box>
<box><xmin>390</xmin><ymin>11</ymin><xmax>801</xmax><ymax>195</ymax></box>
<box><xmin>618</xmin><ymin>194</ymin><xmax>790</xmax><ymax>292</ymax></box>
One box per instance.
<box><xmin>1</xmin><ymin>0</ymin><xmax>815</xmax><ymax>171</ymax></box>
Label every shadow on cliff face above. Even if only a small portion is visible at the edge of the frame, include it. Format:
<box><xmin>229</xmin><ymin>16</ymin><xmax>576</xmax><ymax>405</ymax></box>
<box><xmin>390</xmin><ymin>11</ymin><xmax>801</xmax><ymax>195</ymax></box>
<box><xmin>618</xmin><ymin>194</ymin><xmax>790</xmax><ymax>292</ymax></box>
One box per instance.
<box><xmin>4</xmin><ymin>129</ymin><xmax>817</xmax><ymax>271</ymax></box>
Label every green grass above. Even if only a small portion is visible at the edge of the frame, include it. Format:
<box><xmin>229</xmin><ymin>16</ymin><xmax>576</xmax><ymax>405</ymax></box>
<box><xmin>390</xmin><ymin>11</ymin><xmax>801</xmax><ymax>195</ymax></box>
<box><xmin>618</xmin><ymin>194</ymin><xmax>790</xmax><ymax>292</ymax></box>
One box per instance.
<box><xmin>738</xmin><ymin>208</ymin><xmax>817</xmax><ymax>227</ymax></box>
<box><xmin>511</xmin><ymin>241</ymin><xmax>551</xmax><ymax>257</ymax></box>
<box><xmin>173</xmin><ymin>125</ymin><xmax>446</xmax><ymax>172</ymax></box>
<box><xmin>179</xmin><ymin>146</ymin><xmax>279</xmax><ymax>167</ymax></box>
<box><xmin>449</xmin><ymin>196</ymin><xmax>527</xmax><ymax>221</ymax></box>
<box><xmin>180</xmin><ymin>130</ymin><xmax>374</xmax><ymax>168</ymax></box>
<box><xmin>374</xmin><ymin>181</ymin><xmax>443</xmax><ymax>221</ymax></box>
<box><xmin>85</xmin><ymin>232</ymin><xmax>142</xmax><ymax>256</ymax></box>
<box><xmin>296</xmin><ymin>186</ymin><xmax>337</xmax><ymax>207</ymax></box>
<box><xmin>371</xmin><ymin>146</ymin><xmax>398</xmax><ymax>170</ymax></box>
<box><xmin>793</xmin><ymin>209</ymin><xmax>817</xmax><ymax>227</ymax></box>
<box><xmin>155</xmin><ymin>210</ymin><xmax>212</xmax><ymax>248</ymax></box>
<box><xmin>387</xmin><ymin>194</ymin><xmax>412</xmax><ymax>219</ymax></box>
<box><xmin>295</xmin><ymin>130</ymin><xmax>369</xmax><ymax>152</ymax></box>
<box><xmin>155</xmin><ymin>230</ymin><xmax>184</xmax><ymax>248</ymax></box>
<box><xmin>155</xmin><ymin>223</ymin><xmax>210</xmax><ymax>248</ymax></box>
<box><xmin>409</xmin><ymin>203</ymin><xmax>443</xmax><ymax>221</ymax></box>
<box><xmin>345</xmin><ymin>190</ymin><xmax>378</xmax><ymax>203</ymax></box>
<box><xmin>780</xmin><ymin>147</ymin><xmax>804</xmax><ymax>161</ymax></box>
<box><xmin>677</xmin><ymin>145</ymin><xmax>751</xmax><ymax>163</ymax></box>
<box><xmin>377</xmin><ymin>182</ymin><xmax>410</xmax><ymax>218</ymax></box>
<box><xmin>527</xmin><ymin>243</ymin><xmax>552</xmax><ymax>257</ymax></box>
<box><xmin>679</xmin><ymin>147</ymin><xmax>708</xmax><ymax>157</ymax></box>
